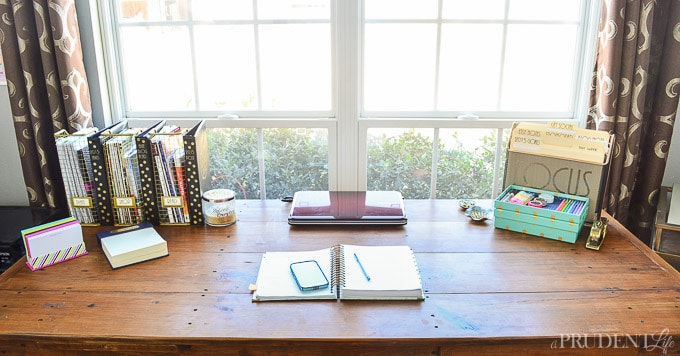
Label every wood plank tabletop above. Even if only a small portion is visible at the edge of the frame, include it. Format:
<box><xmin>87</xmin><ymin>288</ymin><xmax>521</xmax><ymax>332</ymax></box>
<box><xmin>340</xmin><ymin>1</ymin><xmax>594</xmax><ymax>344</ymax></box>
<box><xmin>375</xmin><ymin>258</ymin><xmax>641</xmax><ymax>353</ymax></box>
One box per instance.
<box><xmin>1</xmin><ymin>199</ymin><xmax>680</xmax><ymax>355</ymax></box>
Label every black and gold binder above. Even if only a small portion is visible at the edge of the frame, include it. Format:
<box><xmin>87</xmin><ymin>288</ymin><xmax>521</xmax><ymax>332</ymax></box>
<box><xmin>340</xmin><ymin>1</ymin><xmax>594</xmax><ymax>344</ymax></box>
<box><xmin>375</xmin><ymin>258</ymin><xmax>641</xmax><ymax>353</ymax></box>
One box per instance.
<box><xmin>137</xmin><ymin>120</ymin><xmax>208</xmax><ymax>226</ymax></box>
<box><xmin>135</xmin><ymin>121</ymin><xmax>167</xmax><ymax>226</ymax></box>
<box><xmin>87</xmin><ymin>122</ymin><xmax>128</xmax><ymax>226</ymax></box>
<box><xmin>182</xmin><ymin>120</ymin><xmax>210</xmax><ymax>226</ymax></box>
<box><xmin>55</xmin><ymin>127</ymin><xmax>100</xmax><ymax>226</ymax></box>
<box><xmin>100</xmin><ymin>121</ymin><xmax>164</xmax><ymax>226</ymax></box>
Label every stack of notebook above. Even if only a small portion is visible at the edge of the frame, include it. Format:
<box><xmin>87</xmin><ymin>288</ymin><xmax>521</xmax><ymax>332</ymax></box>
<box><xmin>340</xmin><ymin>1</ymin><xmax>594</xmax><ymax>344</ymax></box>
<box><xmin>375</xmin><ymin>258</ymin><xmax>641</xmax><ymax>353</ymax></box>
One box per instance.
<box><xmin>96</xmin><ymin>222</ymin><xmax>168</xmax><ymax>269</ymax></box>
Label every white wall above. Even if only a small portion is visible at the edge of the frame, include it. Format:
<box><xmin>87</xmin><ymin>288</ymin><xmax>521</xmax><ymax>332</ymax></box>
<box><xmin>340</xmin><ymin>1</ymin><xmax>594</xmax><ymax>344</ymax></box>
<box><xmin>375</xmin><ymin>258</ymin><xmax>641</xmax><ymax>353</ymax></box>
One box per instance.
<box><xmin>0</xmin><ymin>85</ymin><xmax>29</xmax><ymax>206</ymax></box>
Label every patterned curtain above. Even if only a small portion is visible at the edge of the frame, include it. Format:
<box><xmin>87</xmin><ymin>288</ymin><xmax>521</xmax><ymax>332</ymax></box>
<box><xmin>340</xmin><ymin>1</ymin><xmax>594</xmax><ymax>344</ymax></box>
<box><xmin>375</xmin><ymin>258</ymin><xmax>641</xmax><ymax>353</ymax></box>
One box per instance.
<box><xmin>588</xmin><ymin>0</ymin><xmax>680</xmax><ymax>243</ymax></box>
<box><xmin>0</xmin><ymin>0</ymin><xmax>93</xmax><ymax>209</ymax></box>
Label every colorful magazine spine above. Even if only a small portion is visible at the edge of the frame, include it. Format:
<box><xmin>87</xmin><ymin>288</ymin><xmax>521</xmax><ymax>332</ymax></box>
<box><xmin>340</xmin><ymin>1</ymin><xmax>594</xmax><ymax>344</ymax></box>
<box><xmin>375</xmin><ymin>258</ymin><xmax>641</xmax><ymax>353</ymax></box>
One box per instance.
<box><xmin>152</xmin><ymin>126</ymin><xmax>185</xmax><ymax>224</ymax></box>
<box><xmin>147</xmin><ymin>125</ymin><xmax>188</xmax><ymax>225</ymax></box>
<box><xmin>103</xmin><ymin>130</ymin><xmax>144</xmax><ymax>225</ymax></box>
<box><xmin>54</xmin><ymin>128</ymin><xmax>100</xmax><ymax>225</ymax></box>
<box><xmin>140</xmin><ymin>121</ymin><xmax>207</xmax><ymax>225</ymax></box>
<box><xmin>135</xmin><ymin>123</ymin><xmax>165</xmax><ymax>226</ymax></box>
<box><xmin>88</xmin><ymin>122</ymin><xmax>128</xmax><ymax>226</ymax></box>
<box><xmin>173</xmin><ymin>148</ymin><xmax>190</xmax><ymax>222</ymax></box>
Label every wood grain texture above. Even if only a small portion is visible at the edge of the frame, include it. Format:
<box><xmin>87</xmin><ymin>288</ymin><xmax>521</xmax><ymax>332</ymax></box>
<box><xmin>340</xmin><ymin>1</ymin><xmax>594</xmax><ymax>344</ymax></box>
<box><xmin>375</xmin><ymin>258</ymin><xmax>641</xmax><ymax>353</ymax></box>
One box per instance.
<box><xmin>1</xmin><ymin>200</ymin><xmax>679</xmax><ymax>355</ymax></box>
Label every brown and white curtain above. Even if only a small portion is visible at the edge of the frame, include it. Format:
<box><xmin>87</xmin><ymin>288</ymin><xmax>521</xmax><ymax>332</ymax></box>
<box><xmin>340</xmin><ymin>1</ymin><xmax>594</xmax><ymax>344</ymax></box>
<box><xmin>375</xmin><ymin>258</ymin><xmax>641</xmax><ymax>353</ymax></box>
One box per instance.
<box><xmin>0</xmin><ymin>0</ymin><xmax>93</xmax><ymax>209</ymax></box>
<box><xmin>588</xmin><ymin>0</ymin><xmax>680</xmax><ymax>243</ymax></box>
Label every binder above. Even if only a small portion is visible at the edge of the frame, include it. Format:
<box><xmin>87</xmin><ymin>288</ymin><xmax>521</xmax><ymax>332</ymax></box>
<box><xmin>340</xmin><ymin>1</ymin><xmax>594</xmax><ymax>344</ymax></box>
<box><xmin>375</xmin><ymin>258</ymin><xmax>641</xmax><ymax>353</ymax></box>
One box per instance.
<box><xmin>101</xmin><ymin>122</ymin><xmax>163</xmax><ymax>226</ymax></box>
<box><xmin>135</xmin><ymin>121</ymin><xmax>167</xmax><ymax>226</ymax></box>
<box><xmin>87</xmin><ymin>122</ymin><xmax>128</xmax><ymax>226</ymax></box>
<box><xmin>182</xmin><ymin>120</ymin><xmax>210</xmax><ymax>225</ymax></box>
<box><xmin>151</xmin><ymin>125</ymin><xmax>186</xmax><ymax>225</ymax></box>
<box><xmin>137</xmin><ymin>120</ymin><xmax>209</xmax><ymax>225</ymax></box>
<box><xmin>54</xmin><ymin>127</ymin><xmax>100</xmax><ymax>226</ymax></box>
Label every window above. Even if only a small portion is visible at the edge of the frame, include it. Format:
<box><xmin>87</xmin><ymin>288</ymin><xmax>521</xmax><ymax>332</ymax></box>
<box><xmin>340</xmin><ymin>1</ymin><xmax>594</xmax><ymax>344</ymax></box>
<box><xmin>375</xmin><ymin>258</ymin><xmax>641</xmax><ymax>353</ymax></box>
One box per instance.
<box><xmin>110</xmin><ymin>0</ymin><xmax>331</xmax><ymax>115</ymax></box>
<box><xmin>96</xmin><ymin>0</ymin><xmax>599</xmax><ymax>199</ymax></box>
<box><xmin>363</xmin><ymin>0</ymin><xmax>584</xmax><ymax>114</ymax></box>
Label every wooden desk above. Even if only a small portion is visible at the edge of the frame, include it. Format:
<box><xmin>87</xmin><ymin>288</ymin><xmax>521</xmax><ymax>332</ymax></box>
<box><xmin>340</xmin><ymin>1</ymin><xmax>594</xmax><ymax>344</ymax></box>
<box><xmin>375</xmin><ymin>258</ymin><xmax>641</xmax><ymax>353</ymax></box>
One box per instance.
<box><xmin>2</xmin><ymin>200</ymin><xmax>680</xmax><ymax>355</ymax></box>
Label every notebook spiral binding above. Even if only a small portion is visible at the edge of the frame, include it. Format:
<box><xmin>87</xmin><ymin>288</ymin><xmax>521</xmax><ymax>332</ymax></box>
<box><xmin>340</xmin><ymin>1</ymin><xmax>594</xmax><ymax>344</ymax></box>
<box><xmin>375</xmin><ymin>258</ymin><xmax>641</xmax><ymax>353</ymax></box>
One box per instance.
<box><xmin>411</xmin><ymin>250</ymin><xmax>424</xmax><ymax>288</ymax></box>
<box><xmin>331</xmin><ymin>244</ymin><xmax>345</xmax><ymax>294</ymax></box>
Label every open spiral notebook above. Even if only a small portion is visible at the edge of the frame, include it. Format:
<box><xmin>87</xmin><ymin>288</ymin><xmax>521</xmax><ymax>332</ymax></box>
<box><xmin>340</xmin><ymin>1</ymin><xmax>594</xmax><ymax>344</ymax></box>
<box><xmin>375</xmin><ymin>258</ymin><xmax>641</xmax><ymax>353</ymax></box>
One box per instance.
<box><xmin>252</xmin><ymin>244</ymin><xmax>424</xmax><ymax>301</ymax></box>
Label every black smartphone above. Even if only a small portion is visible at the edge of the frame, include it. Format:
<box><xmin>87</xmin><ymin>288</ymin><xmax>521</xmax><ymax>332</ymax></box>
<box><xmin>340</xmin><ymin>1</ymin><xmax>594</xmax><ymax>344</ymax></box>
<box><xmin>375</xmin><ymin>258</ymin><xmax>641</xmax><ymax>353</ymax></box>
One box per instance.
<box><xmin>290</xmin><ymin>260</ymin><xmax>329</xmax><ymax>291</ymax></box>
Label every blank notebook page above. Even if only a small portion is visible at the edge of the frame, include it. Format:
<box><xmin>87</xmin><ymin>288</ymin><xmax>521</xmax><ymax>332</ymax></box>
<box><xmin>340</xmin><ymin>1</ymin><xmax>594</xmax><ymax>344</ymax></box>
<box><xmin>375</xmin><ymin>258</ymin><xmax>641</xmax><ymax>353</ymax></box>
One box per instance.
<box><xmin>340</xmin><ymin>245</ymin><xmax>422</xmax><ymax>299</ymax></box>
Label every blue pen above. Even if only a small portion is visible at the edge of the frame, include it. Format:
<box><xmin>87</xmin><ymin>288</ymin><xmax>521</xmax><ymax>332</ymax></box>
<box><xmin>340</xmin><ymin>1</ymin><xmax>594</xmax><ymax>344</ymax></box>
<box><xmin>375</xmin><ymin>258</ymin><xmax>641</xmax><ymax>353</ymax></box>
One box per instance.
<box><xmin>354</xmin><ymin>252</ymin><xmax>371</xmax><ymax>281</ymax></box>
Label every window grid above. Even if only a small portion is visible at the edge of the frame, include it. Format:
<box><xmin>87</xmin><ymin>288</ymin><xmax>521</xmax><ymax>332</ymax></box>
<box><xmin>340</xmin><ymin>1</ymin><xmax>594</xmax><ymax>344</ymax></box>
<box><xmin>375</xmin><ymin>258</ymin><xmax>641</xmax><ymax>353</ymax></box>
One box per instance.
<box><xmin>100</xmin><ymin>0</ymin><xmax>600</xmax><ymax>198</ymax></box>
<box><xmin>360</xmin><ymin>6</ymin><xmax>584</xmax><ymax>117</ymax></box>
<box><xmin>112</xmin><ymin>7</ymin><xmax>332</xmax><ymax>116</ymax></box>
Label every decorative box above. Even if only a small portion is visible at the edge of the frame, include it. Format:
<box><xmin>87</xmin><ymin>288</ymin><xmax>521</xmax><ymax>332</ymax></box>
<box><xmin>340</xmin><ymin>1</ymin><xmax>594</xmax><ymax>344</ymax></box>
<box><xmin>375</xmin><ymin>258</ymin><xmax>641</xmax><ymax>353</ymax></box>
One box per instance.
<box><xmin>494</xmin><ymin>185</ymin><xmax>589</xmax><ymax>244</ymax></box>
<box><xmin>503</xmin><ymin>122</ymin><xmax>612</xmax><ymax>223</ymax></box>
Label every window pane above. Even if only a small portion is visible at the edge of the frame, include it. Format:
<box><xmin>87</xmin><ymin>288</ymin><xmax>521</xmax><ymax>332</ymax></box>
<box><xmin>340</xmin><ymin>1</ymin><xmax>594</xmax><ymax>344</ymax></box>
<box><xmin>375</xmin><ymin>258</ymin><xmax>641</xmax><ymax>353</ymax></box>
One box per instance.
<box><xmin>438</xmin><ymin>24</ymin><xmax>504</xmax><ymax>111</ymax></box>
<box><xmin>442</xmin><ymin>0</ymin><xmax>506</xmax><ymax>20</ymax></box>
<box><xmin>367</xmin><ymin>129</ymin><xmax>433</xmax><ymax>199</ymax></box>
<box><xmin>209</xmin><ymin>128</ymin><xmax>328</xmax><ymax>200</ymax></box>
<box><xmin>192</xmin><ymin>0</ymin><xmax>253</xmax><ymax>21</ymax></box>
<box><xmin>257</xmin><ymin>0</ymin><xmax>330</xmax><ymax>20</ymax></box>
<box><xmin>367</xmin><ymin>128</ymin><xmax>508</xmax><ymax>199</ymax></box>
<box><xmin>508</xmin><ymin>0</ymin><xmax>581</xmax><ymax>21</ymax></box>
<box><xmin>364</xmin><ymin>24</ymin><xmax>437</xmax><ymax>111</ymax></box>
<box><xmin>362</xmin><ymin>1</ymin><xmax>586</xmax><ymax>115</ymax></box>
<box><xmin>436</xmin><ymin>129</ymin><xmax>506</xmax><ymax>199</ymax></box>
<box><xmin>120</xmin><ymin>26</ymin><xmax>194</xmax><ymax>111</ymax></box>
<box><xmin>119</xmin><ymin>0</ymin><xmax>188</xmax><ymax>21</ymax></box>
<box><xmin>209</xmin><ymin>128</ymin><xmax>260</xmax><ymax>198</ymax></box>
<box><xmin>364</xmin><ymin>0</ymin><xmax>438</xmax><ymax>19</ymax></box>
<box><xmin>194</xmin><ymin>25</ymin><xmax>258</xmax><ymax>111</ymax></box>
<box><xmin>501</xmin><ymin>24</ymin><xmax>578</xmax><ymax>112</ymax></box>
<box><xmin>259</xmin><ymin>24</ymin><xmax>331</xmax><ymax>111</ymax></box>
<box><xmin>263</xmin><ymin>128</ymin><xmax>329</xmax><ymax>198</ymax></box>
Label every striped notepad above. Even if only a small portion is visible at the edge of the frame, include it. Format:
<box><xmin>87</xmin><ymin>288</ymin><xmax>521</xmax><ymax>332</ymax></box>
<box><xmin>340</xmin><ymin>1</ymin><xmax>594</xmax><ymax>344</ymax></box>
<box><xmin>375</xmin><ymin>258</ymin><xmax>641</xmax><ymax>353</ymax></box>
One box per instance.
<box><xmin>21</xmin><ymin>216</ymin><xmax>87</xmax><ymax>271</ymax></box>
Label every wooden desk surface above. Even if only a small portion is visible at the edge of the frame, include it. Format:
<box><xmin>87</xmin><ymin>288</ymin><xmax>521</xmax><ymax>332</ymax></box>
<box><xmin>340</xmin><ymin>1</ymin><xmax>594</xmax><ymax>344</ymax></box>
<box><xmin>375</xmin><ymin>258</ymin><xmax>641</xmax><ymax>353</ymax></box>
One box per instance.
<box><xmin>1</xmin><ymin>200</ymin><xmax>680</xmax><ymax>355</ymax></box>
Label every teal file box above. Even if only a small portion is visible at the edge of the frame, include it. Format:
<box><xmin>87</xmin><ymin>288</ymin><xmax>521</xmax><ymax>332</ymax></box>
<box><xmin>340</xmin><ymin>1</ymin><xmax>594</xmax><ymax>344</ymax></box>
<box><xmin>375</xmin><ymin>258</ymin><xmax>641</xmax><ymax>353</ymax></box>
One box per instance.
<box><xmin>494</xmin><ymin>185</ymin><xmax>589</xmax><ymax>244</ymax></box>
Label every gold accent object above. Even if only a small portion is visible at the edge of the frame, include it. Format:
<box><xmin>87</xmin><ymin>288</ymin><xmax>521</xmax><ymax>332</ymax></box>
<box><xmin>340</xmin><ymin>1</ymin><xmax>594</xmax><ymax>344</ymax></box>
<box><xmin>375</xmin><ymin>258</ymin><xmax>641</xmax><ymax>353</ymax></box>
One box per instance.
<box><xmin>586</xmin><ymin>217</ymin><xmax>608</xmax><ymax>250</ymax></box>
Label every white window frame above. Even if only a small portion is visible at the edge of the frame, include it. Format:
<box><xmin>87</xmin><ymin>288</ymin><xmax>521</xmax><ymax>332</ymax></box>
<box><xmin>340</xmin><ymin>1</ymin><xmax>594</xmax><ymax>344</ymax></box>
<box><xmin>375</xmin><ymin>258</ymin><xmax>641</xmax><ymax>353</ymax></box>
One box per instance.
<box><xmin>93</xmin><ymin>0</ymin><xmax>601</xmax><ymax>198</ymax></box>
